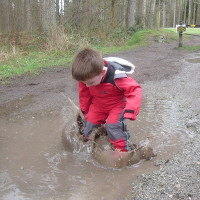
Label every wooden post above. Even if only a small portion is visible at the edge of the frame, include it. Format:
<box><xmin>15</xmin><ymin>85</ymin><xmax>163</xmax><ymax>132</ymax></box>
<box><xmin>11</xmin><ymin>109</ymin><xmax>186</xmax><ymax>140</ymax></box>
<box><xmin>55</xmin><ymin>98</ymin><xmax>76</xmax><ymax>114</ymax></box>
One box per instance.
<box><xmin>156</xmin><ymin>10</ymin><xmax>160</xmax><ymax>31</ymax></box>
<box><xmin>178</xmin><ymin>20</ymin><xmax>183</xmax><ymax>48</ymax></box>
<box><xmin>179</xmin><ymin>32</ymin><xmax>183</xmax><ymax>48</ymax></box>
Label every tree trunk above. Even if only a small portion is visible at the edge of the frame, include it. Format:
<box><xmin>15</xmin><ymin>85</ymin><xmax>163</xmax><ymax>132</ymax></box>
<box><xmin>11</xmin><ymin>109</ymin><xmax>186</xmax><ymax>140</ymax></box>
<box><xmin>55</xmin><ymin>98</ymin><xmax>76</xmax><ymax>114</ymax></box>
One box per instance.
<box><xmin>188</xmin><ymin>0</ymin><xmax>192</xmax><ymax>24</ymax></box>
<box><xmin>183</xmin><ymin>0</ymin><xmax>187</xmax><ymax>24</ymax></box>
<box><xmin>72</xmin><ymin>0</ymin><xmax>83</xmax><ymax>29</ymax></box>
<box><xmin>122</xmin><ymin>0</ymin><xmax>126</xmax><ymax>26</ymax></box>
<box><xmin>63</xmin><ymin>0</ymin><xmax>69</xmax><ymax>23</ymax></box>
<box><xmin>196</xmin><ymin>0</ymin><xmax>200</xmax><ymax>24</ymax></box>
<box><xmin>25</xmin><ymin>0</ymin><xmax>32</xmax><ymax>32</ymax></box>
<box><xmin>178</xmin><ymin>0</ymin><xmax>181</xmax><ymax>23</ymax></box>
<box><xmin>173</xmin><ymin>0</ymin><xmax>177</xmax><ymax>27</ymax></box>
<box><xmin>0</xmin><ymin>0</ymin><xmax>12</xmax><ymax>33</ymax></box>
<box><xmin>156</xmin><ymin>0</ymin><xmax>160</xmax><ymax>30</ymax></box>
<box><xmin>13</xmin><ymin>0</ymin><xmax>23</xmax><ymax>33</ymax></box>
<box><xmin>166</xmin><ymin>0</ymin><xmax>173</xmax><ymax>27</ymax></box>
<box><xmin>99</xmin><ymin>0</ymin><xmax>105</xmax><ymax>23</ymax></box>
<box><xmin>81</xmin><ymin>0</ymin><xmax>89</xmax><ymax>28</ymax></box>
<box><xmin>111</xmin><ymin>0</ymin><xmax>115</xmax><ymax>26</ymax></box>
<box><xmin>55</xmin><ymin>0</ymin><xmax>60</xmax><ymax>24</ymax></box>
<box><xmin>142</xmin><ymin>0</ymin><xmax>147</xmax><ymax>28</ymax></box>
<box><xmin>162</xmin><ymin>0</ymin><xmax>166</xmax><ymax>27</ymax></box>
<box><xmin>40</xmin><ymin>0</ymin><xmax>56</xmax><ymax>32</ymax></box>
<box><xmin>150</xmin><ymin>0</ymin><xmax>156</xmax><ymax>28</ymax></box>
<box><xmin>193</xmin><ymin>0</ymin><xmax>196</xmax><ymax>24</ymax></box>
<box><xmin>126</xmin><ymin>0</ymin><xmax>137</xmax><ymax>27</ymax></box>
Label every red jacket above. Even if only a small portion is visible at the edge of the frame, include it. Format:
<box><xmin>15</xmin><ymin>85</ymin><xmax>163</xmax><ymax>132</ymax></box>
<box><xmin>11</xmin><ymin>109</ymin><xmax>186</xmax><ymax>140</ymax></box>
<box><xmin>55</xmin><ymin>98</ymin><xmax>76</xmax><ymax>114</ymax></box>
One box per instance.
<box><xmin>79</xmin><ymin>61</ymin><xmax>142</xmax><ymax>120</ymax></box>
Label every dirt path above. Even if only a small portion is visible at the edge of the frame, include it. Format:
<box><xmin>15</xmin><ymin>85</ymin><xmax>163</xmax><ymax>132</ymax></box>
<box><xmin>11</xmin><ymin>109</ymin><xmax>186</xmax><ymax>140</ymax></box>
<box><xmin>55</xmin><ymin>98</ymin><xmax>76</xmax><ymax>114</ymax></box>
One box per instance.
<box><xmin>0</xmin><ymin>36</ymin><xmax>200</xmax><ymax>199</ymax></box>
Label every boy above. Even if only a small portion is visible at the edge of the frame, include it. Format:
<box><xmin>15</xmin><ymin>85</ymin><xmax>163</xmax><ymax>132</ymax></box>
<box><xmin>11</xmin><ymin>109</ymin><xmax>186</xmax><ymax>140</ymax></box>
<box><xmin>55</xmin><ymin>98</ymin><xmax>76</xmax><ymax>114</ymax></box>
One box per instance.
<box><xmin>72</xmin><ymin>48</ymin><xmax>142</xmax><ymax>152</ymax></box>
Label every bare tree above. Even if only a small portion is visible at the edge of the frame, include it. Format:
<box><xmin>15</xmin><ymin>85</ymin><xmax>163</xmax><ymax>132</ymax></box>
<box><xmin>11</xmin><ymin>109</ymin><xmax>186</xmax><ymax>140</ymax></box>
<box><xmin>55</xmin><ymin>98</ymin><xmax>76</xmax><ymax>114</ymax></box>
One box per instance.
<box><xmin>40</xmin><ymin>0</ymin><xmax>56</xmax><ymax>32</ymax></box>
<box><xmin>188</xmin><ymin>0</ymin><xmax>192</xmax><ymax>24</ymax></box>
<box><xmin>196</xmin><ymin>0</ymin><xmax>200</xmax><ymax>24</ymax></box>
<box><xmin>156</xmin><ymin>0</ymin><xmax>161</xmax><ymax>30</ymax></box>
<box><xmin>126</xmin><ymin>0</ymin><xmax>137</xmax><ymax>27</ymax></box>
<box><xmin>192</xmin><ymin>0</ymin><xmax>196</xmax><ymax>24</ymax></box>
<box><xmin>25</xmin><ymin>0</ymin><xmax>32</xmax><ymax>32</ymax></box>
<box><xmin>122</xmin><ymin>0</ymin><xmax>126</xmax><ymax>25</ymax></box>
<box><xmin>63</xmin><ymin>0</ymin><xmax>70</xmax><ymax>24</ymax></box>
<box><xmin>173</xmin><ymin>0</ymin><xmax>177</xmax><ymax>27</ymax></box>
<box><xmin>162</xmin><ymin>0</ymin><xmax>166</xmax><ymax>27</ymax></box>
<box><xmin>55</xmin><ymin>0</ymin><xmax>60</xmax><ymax>24</ymax></box>
<box><xmin>81</xmin><ymin>0</ymin><xmax>90</xmax><ymax>28</ymax></box>
<box><xmin>142</xmin><ymin>0</ymin><xmax>147</xmax><ymax>28</ymax></box>
<box><xmin>1</xmin><ymin>0</ymin><xmax>200</xmax><ymax>34</ymax></box>
<box><xmin>99</xmin><ymin>0</ymin><xmax>105</xmax><ymax>23</ymax></box>
<box><xmin>183</xmin><ymin>0</ymin><xmax>187</xmax><ymax>23</ymax></box>
<box><xmin>0</xmin><ymin>0</ymin><xmax>12</xmax><ymax>33</ymax></box>
<box><xmin>178</xmin><ymin>0</ymin><xmax>181</xmax><ymax>23</ymax></box>
<box><xmin>111</xmin><ymin>0</ymin><xmax>115</xmax><ymax>26</ymax></box>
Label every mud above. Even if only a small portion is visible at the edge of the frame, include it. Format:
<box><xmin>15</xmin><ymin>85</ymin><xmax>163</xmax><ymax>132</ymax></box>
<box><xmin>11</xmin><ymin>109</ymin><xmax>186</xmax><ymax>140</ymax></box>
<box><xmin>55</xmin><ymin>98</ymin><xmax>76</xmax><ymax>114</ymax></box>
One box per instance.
<box><xmin>61</xmin><ymin>98</ymin><xmax>156</xmax><ymax>169</ymax></box>
<box><xmin>0</xmin><ymin>36</ymin><xmax>200</xmax><ymax>199</ymax></box>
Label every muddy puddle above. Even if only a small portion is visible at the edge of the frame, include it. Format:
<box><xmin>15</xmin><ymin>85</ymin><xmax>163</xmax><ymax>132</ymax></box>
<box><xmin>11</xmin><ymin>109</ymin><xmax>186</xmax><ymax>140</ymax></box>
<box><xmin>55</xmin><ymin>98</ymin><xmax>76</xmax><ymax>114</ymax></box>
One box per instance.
<box><xmin>186</xmin><ymin>58</ymin><xmax>200</xmax><ymax>63</ymax></box>
<box><xmin>186</xmin><ymin>53</ymin><xmax>200</xmax><ymax>63</ymax></box>
<box><xmin>0</xmin><ymin>92</ymin><xmax>190</xmax><ymax>200</ymax></box>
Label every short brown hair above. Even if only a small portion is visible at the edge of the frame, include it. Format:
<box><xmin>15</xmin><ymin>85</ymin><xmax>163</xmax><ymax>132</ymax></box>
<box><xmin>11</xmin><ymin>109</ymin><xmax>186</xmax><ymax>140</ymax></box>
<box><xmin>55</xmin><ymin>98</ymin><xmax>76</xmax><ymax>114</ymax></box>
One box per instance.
<box><xmin>72</xmin><ymin>48</ymin><xmax>104</xmax><ymax>81</ymax></box>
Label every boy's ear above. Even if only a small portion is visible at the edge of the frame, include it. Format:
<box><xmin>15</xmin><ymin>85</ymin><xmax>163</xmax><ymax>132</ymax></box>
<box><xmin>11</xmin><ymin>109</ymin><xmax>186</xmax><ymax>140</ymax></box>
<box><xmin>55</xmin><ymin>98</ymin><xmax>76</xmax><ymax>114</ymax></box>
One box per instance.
<box><xmin>102</xmin><ymin>67</ymin><xmax>107</xmax><ymax>74</ymax></box>
<box><xmin>101</xmin><ymin>69</ymin><xmax>106</xmax><ymax>76</ymax></box>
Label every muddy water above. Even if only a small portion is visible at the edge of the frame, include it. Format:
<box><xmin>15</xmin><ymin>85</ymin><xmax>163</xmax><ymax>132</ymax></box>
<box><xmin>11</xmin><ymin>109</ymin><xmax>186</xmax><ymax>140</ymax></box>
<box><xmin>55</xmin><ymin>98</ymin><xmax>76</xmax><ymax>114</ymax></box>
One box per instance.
<box><xmin>0</xmin><ymin>91</ymin><xmax>190</xmax><ymax>200</ymax></box>
<box><xmin>187</xmin><ymin>58</ymin><xmax>200</xmax><ymax>63</ymax></box>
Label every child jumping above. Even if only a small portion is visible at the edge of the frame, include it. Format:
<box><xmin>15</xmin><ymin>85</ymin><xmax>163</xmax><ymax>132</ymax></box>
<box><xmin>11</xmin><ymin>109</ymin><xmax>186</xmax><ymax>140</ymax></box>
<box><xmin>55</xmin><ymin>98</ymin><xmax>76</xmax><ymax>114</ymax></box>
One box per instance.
<box><xmin>72</xmin><ymin>48</ymin><xmax>142</xmax><ymax>152</ymax></box>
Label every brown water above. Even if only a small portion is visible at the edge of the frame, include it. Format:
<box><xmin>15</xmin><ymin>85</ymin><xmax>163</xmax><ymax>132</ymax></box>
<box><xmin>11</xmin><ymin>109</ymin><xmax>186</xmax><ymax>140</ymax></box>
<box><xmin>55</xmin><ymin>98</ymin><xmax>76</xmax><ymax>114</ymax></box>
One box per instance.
<box><xmin>187</xmin><ymin>57</ymin><xmax>200</xmax><ymax>63</ymax></box>
<box><xmin>0</xmin><ymin>93</ymin><xmax>189</xmax><ymax>200</ymax></box>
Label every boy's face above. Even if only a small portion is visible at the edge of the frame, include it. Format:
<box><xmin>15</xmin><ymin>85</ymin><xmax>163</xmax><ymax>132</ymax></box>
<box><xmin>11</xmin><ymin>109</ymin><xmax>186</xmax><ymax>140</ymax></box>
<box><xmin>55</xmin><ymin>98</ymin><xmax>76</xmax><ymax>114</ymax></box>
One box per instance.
<box><xmin>82</xmin><ymin>69</ymin><xmax>106</xmax><ymax>87</ymax></box>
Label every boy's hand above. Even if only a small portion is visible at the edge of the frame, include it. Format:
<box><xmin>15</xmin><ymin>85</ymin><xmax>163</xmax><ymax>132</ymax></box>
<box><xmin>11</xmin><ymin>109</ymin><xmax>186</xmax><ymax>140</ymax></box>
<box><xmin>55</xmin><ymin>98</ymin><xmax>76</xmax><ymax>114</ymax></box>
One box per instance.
<box><xmin>81</xmin><ymin>110</ymin><xmax>88</xmax><ymax>117</ymax></box>
<box><xmin>124</xmin><ymin>112</ymin><xmax>137</xmax><ymax>121</ymax></box>
<box><xmin>125</xmin><ymin>115</ymin><xmax>136</xmax><ymax>121</ymax></box>
<box><xmin>82</xmin><ymin>134</ymin><xmax>90</xmax><ymax>142</ymax></box>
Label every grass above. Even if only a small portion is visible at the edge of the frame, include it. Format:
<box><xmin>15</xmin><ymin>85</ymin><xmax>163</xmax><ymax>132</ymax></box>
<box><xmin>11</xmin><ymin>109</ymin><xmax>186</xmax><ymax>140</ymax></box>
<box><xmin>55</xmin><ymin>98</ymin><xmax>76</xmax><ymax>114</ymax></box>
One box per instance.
<box><xmin>0</xmin><ymin>51</ymin><xmax>73</xmax><ymax>79</ymax></box>
<box><xmin>166</xmin><ymin>27</ymin><xmax>200</xmax><ymax>35</ymax></box>
<box><xmin>98</xmin><ymin>29</ymin><xmax>178</xmax><ymax>53</ymax></box>
<box><xmin>0</xmin><ymin>27</ymin><xmax>198</xmax><ymax>80</ymax></box>
<box><xmin>180</xmin><ymin>45</ymin><xmax>200</xmax><ymax>51</ymax></box>
<box><xmin>166</xmin><ymin>27</ymin><xmax>200</xmax><ymax>51</ymax></box>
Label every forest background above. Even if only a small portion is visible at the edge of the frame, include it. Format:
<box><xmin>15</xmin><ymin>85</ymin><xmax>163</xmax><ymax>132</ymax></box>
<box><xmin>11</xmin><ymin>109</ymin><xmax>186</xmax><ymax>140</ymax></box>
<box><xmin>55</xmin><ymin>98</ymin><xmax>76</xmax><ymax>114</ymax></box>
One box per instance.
<box><xmin>0</xmin><ymin>0</ymin><xmax>200</xmax><ymax>79</ymax></box>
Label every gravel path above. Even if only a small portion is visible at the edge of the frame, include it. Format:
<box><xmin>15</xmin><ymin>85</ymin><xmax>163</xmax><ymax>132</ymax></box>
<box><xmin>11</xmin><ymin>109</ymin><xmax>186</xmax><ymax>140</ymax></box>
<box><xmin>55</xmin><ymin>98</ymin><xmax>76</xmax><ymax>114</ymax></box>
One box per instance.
<box><xmin>0</xmin><ymin>35</ymin><xmax>200</xmax><ymax>200</ymax></box>
<box><xmin>131</xmin><ymin>47</ymin><xmax>200</xmax><ymax>200</ymax></box>
<box><xmin>132</xmin><ymin>125</ymin><xmax>200</xmax><ymax>200</ymax></box>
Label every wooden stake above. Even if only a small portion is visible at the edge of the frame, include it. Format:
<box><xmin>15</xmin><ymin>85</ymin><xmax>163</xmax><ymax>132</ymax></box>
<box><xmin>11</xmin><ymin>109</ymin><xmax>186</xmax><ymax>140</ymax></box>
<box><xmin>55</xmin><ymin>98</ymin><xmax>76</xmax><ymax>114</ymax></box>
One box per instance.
<box><xmin>179</xmin><ymin>32</ymin><xmax>183</xmax><ymax>48</ymax></box>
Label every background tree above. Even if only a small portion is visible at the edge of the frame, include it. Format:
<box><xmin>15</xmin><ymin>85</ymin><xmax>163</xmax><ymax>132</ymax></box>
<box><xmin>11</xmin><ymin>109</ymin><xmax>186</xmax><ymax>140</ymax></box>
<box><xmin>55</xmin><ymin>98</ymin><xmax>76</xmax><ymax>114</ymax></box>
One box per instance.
<box><xmin>173</xmin><ymin>0</ymin><xmax>177</xmax><ymax>27</ymax></box>
<box><xmin>111</xmin><ymin>0</ymin><xmax>115</xmax><ymax>27</ymax></box>
<box><xmin>0</xmin><ymin>0</ymin><xmax>199</xmax><ymax>35</ymax></box>
<box><xmin>183</xmin><ymin>0</ymin><xmax>187</xmax><ymax>24</ymax></box>
<box><xmin>188</xmin><ymin>0</ymin><xmax>192</xmax><ymax>24</ymax></box>
<box><xmin>162</xmin><ymin>0</ymin><xmax>166</xmax><ymax>27</ymax></box>
<box><xmin>150</xmin><ymin>0</ymin><xmax>156</xmax><ymax>28</ymax></box>
<box><xmin>0</xmin><ymin>0</ymin><xmax>12</xmax><ymax>33</ymax></box>
<box><xmin>40</xmin><ymin>0</ymin><xmax>56</xmax><ymax>32</ymax></box>
<box><xmin>196</xmin><ymin>0</ymin><xmax>200</xmax><ymax>24</ymax></box>
<box><xmin>126</xmin><ymin>0</ymin><xmax>137</xmax><ymax>27</ymax></box>
<box><xmin>156</xmin><ymin>0</ymin><xmax>161</xmax><ymax>30</ymax></box>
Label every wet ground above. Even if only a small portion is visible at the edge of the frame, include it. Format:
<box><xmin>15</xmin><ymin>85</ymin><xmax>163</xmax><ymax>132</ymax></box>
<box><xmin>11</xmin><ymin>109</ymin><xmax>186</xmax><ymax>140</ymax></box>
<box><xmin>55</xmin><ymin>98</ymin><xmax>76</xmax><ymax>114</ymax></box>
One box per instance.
<box><xmin>0</xmin><ymin>36</ymin><xmax>200</xmax><ymax>199</ymax></box>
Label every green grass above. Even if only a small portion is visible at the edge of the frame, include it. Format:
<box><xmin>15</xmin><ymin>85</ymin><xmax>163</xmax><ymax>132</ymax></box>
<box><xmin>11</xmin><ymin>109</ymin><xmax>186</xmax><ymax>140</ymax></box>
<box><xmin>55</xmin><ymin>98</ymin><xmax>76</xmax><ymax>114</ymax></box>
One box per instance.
<box><xmin>166</xmin><ymin>27</ymin><xmax>200</xmax><ymax>51</ymax></box>
<box><xmin>166</xmin><ymin>27</ymin><xmax>200</xmax><ymax>35</ymax></box>
<box><xmin>0</xmin><ymin>51</ymin><xmax>73</xmax><ymax>79</ymax></box>
<box><xmin>0</xmin><ymin>28</ymin><xmax>198</xmax><ymax>80</ymax></box>
<box><xmin>97</xmin><ymin>29</ymin><xmax>178</xmax><ymax>55</ymax></box>
<box><xmin>180</xmin><ymin>45</ymin><xmax>200</xmax><ymax>51</ymax></box>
